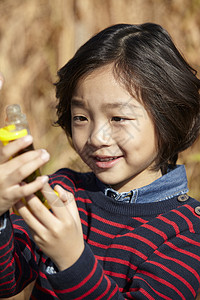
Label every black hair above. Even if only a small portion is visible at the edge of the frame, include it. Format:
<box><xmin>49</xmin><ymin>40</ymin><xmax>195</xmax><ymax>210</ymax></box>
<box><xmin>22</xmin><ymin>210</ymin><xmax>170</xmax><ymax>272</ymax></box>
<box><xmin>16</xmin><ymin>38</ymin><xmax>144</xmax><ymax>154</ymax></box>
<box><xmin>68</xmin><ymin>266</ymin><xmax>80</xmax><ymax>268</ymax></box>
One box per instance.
<box><xmin>55</xmin><ymin>23</ymin><xmax>200</xmax><ymax>174</ymax></box>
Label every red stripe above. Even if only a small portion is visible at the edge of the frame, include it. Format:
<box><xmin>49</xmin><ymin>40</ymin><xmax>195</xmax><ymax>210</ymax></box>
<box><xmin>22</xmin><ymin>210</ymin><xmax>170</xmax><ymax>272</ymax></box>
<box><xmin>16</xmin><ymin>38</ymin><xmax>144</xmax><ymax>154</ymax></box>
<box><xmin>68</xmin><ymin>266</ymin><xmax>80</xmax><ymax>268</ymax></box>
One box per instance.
<box><xmin>13</xmin><ymin>223</ymin><xmax>37</xmax><ymax>262</ymax></box>
<box><xmin>15</xmin><ymin>237</ymin><xmax>37</xmax><ymax>262</ymax></box>
<box><xmin>75</xmin><ymin>187</ymin><xmax>86</xmax><ymax>192</ymax></box>
<box><xmin>0</xmin><ymin>275</ymin><xmax>15</xmax><ymax>288</ymax></box>
<box><xmin>95</xmin><ymin>255</ymin><xmax>137</xmax><ymax>271</ymax></box>
<box><xmin>133</xmin><ymin>217</ymin><xmax>149</xmax><ymax>223</ymax></box>
<box><xmin>0</xmin><ymin>239</ymin><xmax>14</xmax><ymax>259</ymax></box>
<box><xmin>76</xmin><ymin>196</ymin><xmax>92</xmax><ymax>203</ymax></box>
<box><xmin>0</xmin><ymin>231</ymin><xmax>13</xmax><ymax>251</ymax></box>
<box><xmin>55</xmin><ymin>258</ymin><xmax>98</xmax><ymax>293</ymax></box>
<box><xmin>147</xmin><ymin>260</ymin><xmax>196</xmax><ymax>297</ymax></box>
<box><xmin>155</xmin><ymin>249</ymin><xmax>200</xmax><ymax>282</ymax></box>
<box><xmin>131</xmin><ymin>276</ymin><xmax>172</xmax><ymax>300</ymax></box>
<box><xmin>110</xmin><ymin>244</ymin><xmax>147</xmax><ymax>260</ymax></box>
<box><xmin>0</xmin><ymin>255</ymin><xmax>14</xmax><ymax>269</ymax></box>
<box><xmin>157</xmin><ymin>215</ymin><xmax>179</xmax><ymax>234</ymax></box>
<box><xmin>140</xmin><ymin>288</ymin><xmax>155</xmax><ymax>300</ymax></box>
<box><xmin>74</xmin><ymin>269</ymin><xmax>104</xmax><ymax>300</ymax></box>
<box><xmin>84</xmin><ymin>229</ymin><xmax>157</xmax><ymax>250</ymax></box>
<box><xmin>107</xmin><ymin>284</ymin><xmax>118</xmax><ymax>299</ymax></box>
<box><xmin>78</xmin><ymin>207</ymin><xmax>134</xmax><ymax>230</ymax></box>
<box><xmin>95</xmin><ymin>276</ymin><xmax>112</xmax><ymax>300</ymax></box>
<box><xmin>0</xmin><ymin>269</ymin><xmax>14</xmax><ymax>281</ymax></box>
<box><xmin>172</xmin><ymin>209</ymin><xmax>194</xmax><ymax>232</ymax></box>
<box><xmin>137</xmin><ymin>270</ymin><xmax>185</xmax><ymax>299</ymax></box>
<box><xmin>14</xmin><ymin>253</ymin><xmax>22</xmax><ymax>288</ymax></box>
<box><xmin>50</xmin><ymin>179</ymin><xmax>74</xmax><ymax>194</ymax></box>
<box><xmin>122</xmin><ymin>233</ymin><xmax>157</xmax><ymax>250</ymax></box>
<box><xmin>179</xmin><ymin>234</ymin><xmax>200</xmax><ymax>246</ymax></box>
<box><xmin>80</xmin><ymin>218</ymin><xmax>116</xmax><ymax>239</ymax></box>
<box><xmin>35</xmin><ymin>282</ymin><xmax>58</xmax><ymax>297</ymax></box>
<box><xmin>85</xmin><ymin>238</ymin><xmax>108</xmax><ymax>249</ymax></box>
<box><xmin>125</xmin><ymin>292</ymin><xmax>136</xmax><ymax>299</ymax></box>
<box><xmin>41</xmin><ymin>256</ymin><xmax>46</xmax><ymax>263</ymax></box>
<box><xmin>185</xmin><ymin>204</ymin><xmax>200</xmax><ymax>219</ymax></box>
<box><xmin>104</xmin><ymin>270</ymin><xmax>129</xmax><ymax>280</ymax></box>
<box><xmin>50</xmin><ymin>172</ymin><xmax>93</xmax><ymax>194</ymax></box>
<box><xmin>50</xmin><ymin>173</ymin><xmax>75</xmax><ymax>189</ymax></box>
<box><xmin>39</xmin><ymin>269</ymin><xmax>47</xmax><ymax>279</ymax></box>
<box><xmin>88</xmin><ymin>239</ymin><xmax>147</xmax><ymax>260</ymax></box>
<box><xmin>13</xmin><ymin>224</ymin><xmax>32</xmax><ymax>248</ymax></box>
<box><xmin>142</xmin><ymin>223</ymin><xmax>168</xmax><ymax>240</ymax></box>
<box><xmin>166</xmin><ymin>240</ymin><xmax>200</xmax><ymax>260</ymax></box>
<box><xmin>81</xmin><ymin>219</ymin><xmax>157</xmax><ymax>249</ymax></box>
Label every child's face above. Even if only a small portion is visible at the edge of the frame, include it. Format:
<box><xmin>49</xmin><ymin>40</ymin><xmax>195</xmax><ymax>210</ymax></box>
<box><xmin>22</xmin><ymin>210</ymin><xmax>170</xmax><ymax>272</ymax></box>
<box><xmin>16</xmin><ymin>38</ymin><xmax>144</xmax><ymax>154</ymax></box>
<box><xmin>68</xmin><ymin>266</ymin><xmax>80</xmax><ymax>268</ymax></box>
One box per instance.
<box><xmin>71</xmin><ymin>65</ymin><xmax>161</xmax><ymax>192</ymax></box>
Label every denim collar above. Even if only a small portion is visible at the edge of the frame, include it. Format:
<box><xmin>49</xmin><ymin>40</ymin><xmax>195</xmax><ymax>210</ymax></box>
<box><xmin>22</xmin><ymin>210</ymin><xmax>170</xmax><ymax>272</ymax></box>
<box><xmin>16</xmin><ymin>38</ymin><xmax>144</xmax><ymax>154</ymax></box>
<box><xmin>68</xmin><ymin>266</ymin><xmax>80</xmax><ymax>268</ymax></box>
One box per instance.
<box><xmin>96</xmin><ymin>165</ymin><xmax>188</xmax><ymax>204</ymax></box>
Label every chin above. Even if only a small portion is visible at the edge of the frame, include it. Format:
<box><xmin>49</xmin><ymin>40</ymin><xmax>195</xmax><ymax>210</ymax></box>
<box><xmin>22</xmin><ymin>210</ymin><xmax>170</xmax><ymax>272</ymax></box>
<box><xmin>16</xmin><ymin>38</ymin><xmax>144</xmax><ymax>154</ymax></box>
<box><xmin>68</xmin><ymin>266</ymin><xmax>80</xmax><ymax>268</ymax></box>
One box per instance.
<box><xmin>96</xmin><ymin>174</ymin><xmax>121</xmax><ymax>187</ymax></box>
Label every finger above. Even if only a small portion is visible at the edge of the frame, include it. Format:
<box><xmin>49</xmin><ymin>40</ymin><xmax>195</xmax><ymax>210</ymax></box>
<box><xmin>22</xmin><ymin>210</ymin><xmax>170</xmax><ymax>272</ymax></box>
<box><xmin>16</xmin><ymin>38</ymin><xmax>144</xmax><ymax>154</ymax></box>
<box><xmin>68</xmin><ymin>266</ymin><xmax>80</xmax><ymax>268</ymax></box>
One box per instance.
<box><xmin>54</xmin><ymin>186</ymin><xmax>83</xmax><ymax>233</ymax></box>
<box><xmin>15</xmin><ymin>197</ymin><xmax>47</xmax><ymax>233</ymax></box>
<box><xmin>39</xmin><ymin>184</ymin><xmax>74</xmax><ymax>221</ymax></box>
<box><xmin>7</xmin><ymin>149</ymin><xmax>50</xmax><ymax>186</ymax></box>
<box><xmin>0</xmin><ymin>135</ymin><xmax>33</xmax><ymax>163</ymax></box>
<box><xmin>55</xmin><ymin>186</ymin><xmax>82</xmax><ymax>228</ymax></box>
<box><xmin>41</xmin><ymin>183</ymin><xmax>66</xmax><ymax>209</ymax></box>
<box><xmin>46</xmin><ymin>185</ymin><xmax>80</xmax><ymax>223</ymax></box>
<box><xmin>17</xmin><ymin>191</ymin><xmax>58</xmax><ymax>226</ymax></box>
<box><xmin>9</xmin><ymin>175</ymin><xmax>49</xmax><ymax>204</ymax></box>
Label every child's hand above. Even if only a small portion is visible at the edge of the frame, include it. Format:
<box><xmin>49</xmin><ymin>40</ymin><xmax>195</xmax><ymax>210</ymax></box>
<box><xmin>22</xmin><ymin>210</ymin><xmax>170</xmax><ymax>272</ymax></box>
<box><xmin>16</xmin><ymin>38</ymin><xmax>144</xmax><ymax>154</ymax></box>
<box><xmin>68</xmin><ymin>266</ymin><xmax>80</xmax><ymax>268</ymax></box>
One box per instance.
<box><xmin>15</xmin><ymin>184</ymin><xmax>85</xmax><ymax>271</ymax></box>
<box><xmin>0</xmin><ymin>135</ymin><xmax>50</xmax><ymax>216</ymax></box>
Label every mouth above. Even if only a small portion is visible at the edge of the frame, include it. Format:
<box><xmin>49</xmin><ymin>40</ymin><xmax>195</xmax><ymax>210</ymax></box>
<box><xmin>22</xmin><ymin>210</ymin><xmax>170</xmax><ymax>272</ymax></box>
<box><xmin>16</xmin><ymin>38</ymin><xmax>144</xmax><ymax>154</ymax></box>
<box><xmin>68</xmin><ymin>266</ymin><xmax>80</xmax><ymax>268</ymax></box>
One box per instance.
<box><xmin>96</xmin><ymin>156</ymin><xmax>119</xmax><ymax>161</ymax></box>
<box><xmin>93</xmin><ymin>155</ymin><xmax>123</xmax><ymax>169</ymax></box>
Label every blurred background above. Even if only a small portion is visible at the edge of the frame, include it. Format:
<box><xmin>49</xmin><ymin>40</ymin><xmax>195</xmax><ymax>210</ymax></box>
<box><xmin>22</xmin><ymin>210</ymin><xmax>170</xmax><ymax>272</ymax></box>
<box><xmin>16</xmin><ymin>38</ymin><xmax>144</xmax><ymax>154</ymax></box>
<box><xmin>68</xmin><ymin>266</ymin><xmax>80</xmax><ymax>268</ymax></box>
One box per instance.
<box><xmin>0</xmin><ymin>0</ymin><xmax>200</xmax><ymax>201</ymax></box>
<box><xmin>0</xmin><ymin>1</ymin><xmax>199</xmax><ymax>299</ymax></box>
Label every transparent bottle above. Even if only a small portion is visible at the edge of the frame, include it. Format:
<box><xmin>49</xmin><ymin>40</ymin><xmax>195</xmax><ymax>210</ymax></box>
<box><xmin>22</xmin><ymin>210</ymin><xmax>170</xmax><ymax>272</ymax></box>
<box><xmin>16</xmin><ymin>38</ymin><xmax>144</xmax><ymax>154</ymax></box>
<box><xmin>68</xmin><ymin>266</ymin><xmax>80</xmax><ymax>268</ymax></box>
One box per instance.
<box><xmin>5</xmin><ymin>104</ymin><xmax>47</xmax><ymax>205</ymax></box>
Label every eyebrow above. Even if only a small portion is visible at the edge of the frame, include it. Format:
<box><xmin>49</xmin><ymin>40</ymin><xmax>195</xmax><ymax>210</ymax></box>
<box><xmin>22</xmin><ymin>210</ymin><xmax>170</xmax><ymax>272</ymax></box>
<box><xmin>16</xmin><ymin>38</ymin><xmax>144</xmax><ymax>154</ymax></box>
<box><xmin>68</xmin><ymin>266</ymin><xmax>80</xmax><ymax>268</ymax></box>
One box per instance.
<box><xmin>102</xmin><ymin>102</ymin><xmax>137</xmax><ymax>110</ymax></box>
<box><xmin>71</xmin><ymin>98</ymin><xmax>138</xmax><ymax>110</ymax></box>
<box><xmin>71</xmin><ymin>98</ymin><xmax>86</xmax><ymax>108</ymax></box>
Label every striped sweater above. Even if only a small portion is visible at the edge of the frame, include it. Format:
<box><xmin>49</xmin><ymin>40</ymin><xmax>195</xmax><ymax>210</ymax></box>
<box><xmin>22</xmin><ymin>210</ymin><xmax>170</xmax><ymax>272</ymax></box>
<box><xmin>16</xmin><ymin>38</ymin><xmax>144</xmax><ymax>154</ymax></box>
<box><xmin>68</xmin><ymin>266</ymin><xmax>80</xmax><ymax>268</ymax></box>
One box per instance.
<box><xmin>0</xmin><ymin>168</ymin><xmax>200</xmax><ymax>299</ymax></box>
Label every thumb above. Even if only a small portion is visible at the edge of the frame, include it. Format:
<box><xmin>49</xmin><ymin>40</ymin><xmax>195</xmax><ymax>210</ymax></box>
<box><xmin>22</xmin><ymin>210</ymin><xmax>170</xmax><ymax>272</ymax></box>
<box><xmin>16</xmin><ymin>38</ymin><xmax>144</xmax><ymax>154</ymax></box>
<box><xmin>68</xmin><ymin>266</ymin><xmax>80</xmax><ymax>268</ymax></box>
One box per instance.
<box><xmin>54</xmin><ymin>185</ymin><xmax>82</xmax><ymax>229</ymax></box>
<box><xmin>54</xmin><ymin>185</ymin><xmax>74</xmax><ymax>205</ymax></box>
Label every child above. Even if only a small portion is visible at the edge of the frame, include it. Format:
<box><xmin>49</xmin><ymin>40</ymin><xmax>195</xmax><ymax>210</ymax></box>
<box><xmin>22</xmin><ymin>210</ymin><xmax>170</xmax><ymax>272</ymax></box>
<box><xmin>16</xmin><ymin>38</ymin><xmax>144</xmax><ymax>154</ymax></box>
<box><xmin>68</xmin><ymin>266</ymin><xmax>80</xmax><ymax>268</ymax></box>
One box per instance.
<box><xmin>0</xmin><ymin>23</ymin><xmax>200</xmax><ymax>299</ymax></box>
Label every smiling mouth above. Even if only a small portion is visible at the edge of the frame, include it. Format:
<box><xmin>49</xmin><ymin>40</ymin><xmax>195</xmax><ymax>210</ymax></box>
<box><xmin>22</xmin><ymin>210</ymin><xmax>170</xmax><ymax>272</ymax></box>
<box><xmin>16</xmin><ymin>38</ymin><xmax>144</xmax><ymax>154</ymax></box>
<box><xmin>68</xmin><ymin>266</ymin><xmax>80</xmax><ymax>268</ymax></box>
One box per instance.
<box><xmin>95</xmin><ymin>156</ymin><xmax>120</xmax><ymax>162</ymax></box>
<box><xmin>93</xmin><ymin>155</ymin><xmax>123</xmax><ymax>169</ymax></box>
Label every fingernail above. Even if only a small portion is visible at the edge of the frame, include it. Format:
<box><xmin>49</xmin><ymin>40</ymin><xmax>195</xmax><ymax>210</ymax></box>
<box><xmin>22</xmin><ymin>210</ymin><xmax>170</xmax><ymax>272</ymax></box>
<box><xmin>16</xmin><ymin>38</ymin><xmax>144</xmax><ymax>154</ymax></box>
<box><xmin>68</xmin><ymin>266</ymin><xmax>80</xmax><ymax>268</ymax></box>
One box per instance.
<box><xmin>41</xmin><ymin>149</ymin><xmax>50</xmax><ymax>161</ymax></box>
<box><xmin>23</xmin><ymin>135</ymin><xmax>33</xmax><ymax>143</ymax></box>
<box><xmin>61</xmin><ymin>192</ymin><xmax>69</xmax><ymax>202</ymax></box>
<box><xmin>0</xmin><ymin>79</ymin><xmax>3</xmax><ymax>90</ymax></box>
<box><xmin>38</xmin><ymin>175</ymin><xmax>49</xmax><ymax>183</ymax></box>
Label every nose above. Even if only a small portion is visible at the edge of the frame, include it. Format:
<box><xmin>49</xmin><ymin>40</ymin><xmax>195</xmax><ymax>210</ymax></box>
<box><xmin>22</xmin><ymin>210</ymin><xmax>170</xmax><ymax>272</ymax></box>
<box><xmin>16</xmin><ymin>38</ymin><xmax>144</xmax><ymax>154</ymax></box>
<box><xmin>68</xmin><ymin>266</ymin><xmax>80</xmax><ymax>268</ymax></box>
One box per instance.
<box><xmin>88</xmin><ymin>121</ymin><xmax>112</xmax><ymax>148</ymax></box>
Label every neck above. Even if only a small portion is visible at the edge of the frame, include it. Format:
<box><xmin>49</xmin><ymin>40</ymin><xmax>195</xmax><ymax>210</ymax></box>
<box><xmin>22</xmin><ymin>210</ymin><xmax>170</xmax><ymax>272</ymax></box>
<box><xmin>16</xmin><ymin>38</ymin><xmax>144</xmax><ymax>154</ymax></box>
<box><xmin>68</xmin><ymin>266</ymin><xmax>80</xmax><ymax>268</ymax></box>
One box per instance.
<box><xmin>111</xmin><ymin>169</ymin><xmax>162</xmax><ymax>193</ymax></box>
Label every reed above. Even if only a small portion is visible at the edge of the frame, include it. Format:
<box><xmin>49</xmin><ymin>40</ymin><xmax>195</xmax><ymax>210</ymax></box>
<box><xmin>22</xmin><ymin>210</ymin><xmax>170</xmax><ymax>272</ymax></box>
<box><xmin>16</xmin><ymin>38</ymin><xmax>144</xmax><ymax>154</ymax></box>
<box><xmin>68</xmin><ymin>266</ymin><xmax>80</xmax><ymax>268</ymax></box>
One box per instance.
<box><xmin>0</xmin><ymin>0</ymin><xmax>200</xmax><ymax>296</ymax></box>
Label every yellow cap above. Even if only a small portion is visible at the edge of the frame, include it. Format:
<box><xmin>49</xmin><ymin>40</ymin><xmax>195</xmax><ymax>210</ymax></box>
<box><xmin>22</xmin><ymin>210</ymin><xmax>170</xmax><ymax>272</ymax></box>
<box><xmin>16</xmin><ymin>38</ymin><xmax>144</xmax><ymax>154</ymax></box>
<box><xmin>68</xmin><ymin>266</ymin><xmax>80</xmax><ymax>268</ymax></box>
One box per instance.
<box><xmin>0</xmin><ymin>125</ymin><xmax>28</xmax><ymax>145</ymax></box>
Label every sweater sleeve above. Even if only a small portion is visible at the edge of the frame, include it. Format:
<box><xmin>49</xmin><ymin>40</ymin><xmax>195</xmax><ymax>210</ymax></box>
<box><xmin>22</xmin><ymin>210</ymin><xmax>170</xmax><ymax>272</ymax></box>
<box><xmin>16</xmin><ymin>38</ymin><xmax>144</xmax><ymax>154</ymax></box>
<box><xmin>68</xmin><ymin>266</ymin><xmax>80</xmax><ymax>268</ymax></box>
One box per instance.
<box><xmin>46</xmin><ymin>243</ymin><xmax>123</xmax><ymax>299</ymax></box>
<box><xmin>0</xmin><ymin>212</ymin><xmax>39</xmax><ymax>298</ymax></box>
<box><xmin>47</xmin><ymin>229</ymin><xmax>200</xmax><ymax>300</ymax></box>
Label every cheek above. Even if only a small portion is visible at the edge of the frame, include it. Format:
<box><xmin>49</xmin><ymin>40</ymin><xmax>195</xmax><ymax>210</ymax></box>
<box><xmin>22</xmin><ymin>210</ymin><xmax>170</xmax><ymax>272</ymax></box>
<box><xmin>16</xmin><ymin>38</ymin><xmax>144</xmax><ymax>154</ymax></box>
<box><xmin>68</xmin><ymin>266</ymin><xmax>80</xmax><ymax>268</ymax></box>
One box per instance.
<box><xmin>122</xmin><ymin>121</ymin><xmax>157</xmax><ymax>155</ymax></box>
<box><xmin>72</xmin><ymin>129</ymin><xmax>87</xmax><ymax>152</ymax></box>
<box><xmin>71</xmin><ymin>129</ymin><xmax>80</xmax><ymax>149</ymax></box>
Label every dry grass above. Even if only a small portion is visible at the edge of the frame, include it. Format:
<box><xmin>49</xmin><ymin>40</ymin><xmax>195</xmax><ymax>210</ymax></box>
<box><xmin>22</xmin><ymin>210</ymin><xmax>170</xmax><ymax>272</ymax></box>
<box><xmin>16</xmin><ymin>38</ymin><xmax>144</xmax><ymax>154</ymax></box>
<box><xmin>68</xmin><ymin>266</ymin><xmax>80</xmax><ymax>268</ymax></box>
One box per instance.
<box><xmin>0</xmin><ymin>1</ymin><xmax>200</xmax><ymax>297</ymax></box>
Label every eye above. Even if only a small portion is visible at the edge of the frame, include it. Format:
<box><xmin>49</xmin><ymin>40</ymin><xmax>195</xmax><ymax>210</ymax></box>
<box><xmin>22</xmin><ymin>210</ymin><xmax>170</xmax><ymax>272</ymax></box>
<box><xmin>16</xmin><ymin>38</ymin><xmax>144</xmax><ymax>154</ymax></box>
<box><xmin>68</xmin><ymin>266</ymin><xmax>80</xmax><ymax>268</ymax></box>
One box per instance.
<box><xmin>111</xmin><ymin>116</ymin><xmax>126</xmax><ymax>122</ymax></box>
<box><xmin>73</xmin><ymin>116</ymin><xmax>88</xmax><ymax>122</ymax></box>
